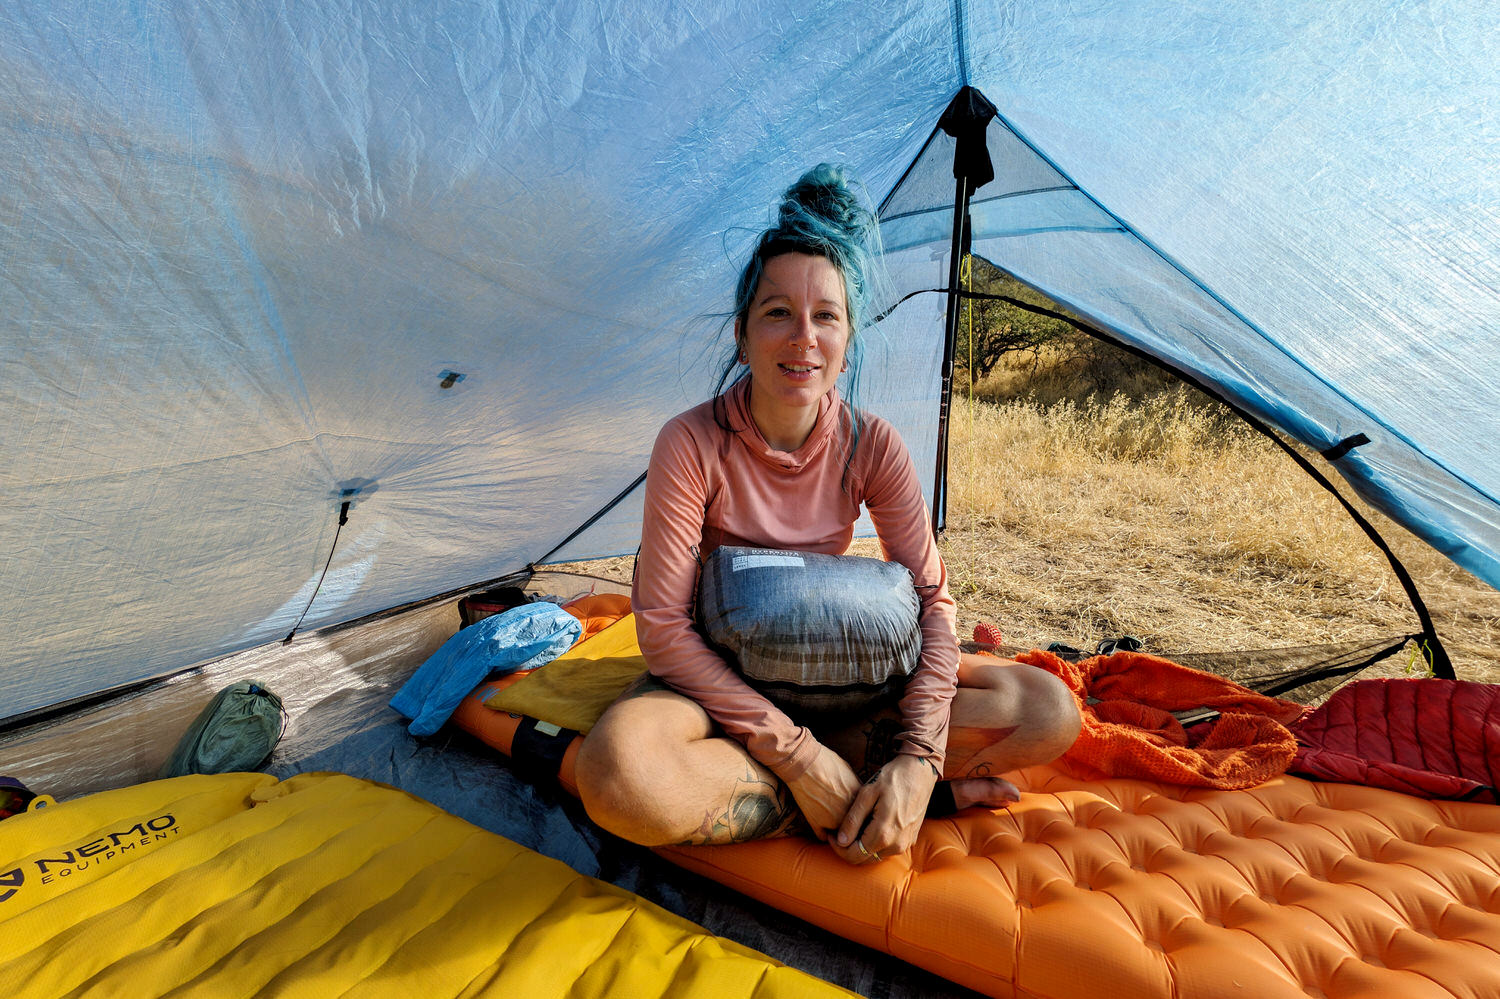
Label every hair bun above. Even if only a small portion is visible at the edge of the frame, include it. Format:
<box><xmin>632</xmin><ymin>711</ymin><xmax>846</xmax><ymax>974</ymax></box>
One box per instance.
<box><xmin>776</xmin><ymin>163</ymin><xmax>874</xmax><ymax>244</ymax></box>
<box><xmin>727</xmin><ymin>162</ymin><xmax>887</xmax><ymax>347</ymax></box>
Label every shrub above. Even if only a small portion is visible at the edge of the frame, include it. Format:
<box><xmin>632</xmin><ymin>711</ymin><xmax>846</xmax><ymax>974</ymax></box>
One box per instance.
<box><xmin>954</xmin><ymin>256</ymin><xmax>1075</xmax><ymax>379</ymax></box>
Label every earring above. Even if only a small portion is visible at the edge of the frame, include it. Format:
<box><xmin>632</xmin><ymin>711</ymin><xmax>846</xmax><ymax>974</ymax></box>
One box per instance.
<box><xmin>738</xmin><ymin>350</ymin><xmax>748</xmax><ymax>364</ymax></box>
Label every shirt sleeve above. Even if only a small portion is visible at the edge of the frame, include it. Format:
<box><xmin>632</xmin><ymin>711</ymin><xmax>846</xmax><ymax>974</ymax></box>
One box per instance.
<box><xmin>858</xmin><ymin>419</ymin><xmax>960</xmax><ymax>771</ymax></box>
<box><xmin>630</xmin><ymin>417</ymin><xmax>822</xmax><ymax>781</ymax></box>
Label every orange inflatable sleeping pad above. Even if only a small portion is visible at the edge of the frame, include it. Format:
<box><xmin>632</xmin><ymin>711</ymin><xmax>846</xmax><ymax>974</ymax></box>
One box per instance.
<box><xmin>451</xmin><ymin>619</ymin><xmax>1500</xmax><ymax>999</ymax></box>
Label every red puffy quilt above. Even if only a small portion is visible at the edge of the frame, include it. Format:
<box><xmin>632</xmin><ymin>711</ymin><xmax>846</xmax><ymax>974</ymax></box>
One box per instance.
<box><xmin>1291</xmin><ymin>677</ymin><xmax>1500</xmax><ymax>802</ymax></box>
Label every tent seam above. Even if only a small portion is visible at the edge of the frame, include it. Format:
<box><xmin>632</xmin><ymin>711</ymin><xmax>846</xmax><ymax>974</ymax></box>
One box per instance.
<box><xmin>951</xmin><ymin>0</ymin><xmax>969</xmax><ymax>85</ymax></box>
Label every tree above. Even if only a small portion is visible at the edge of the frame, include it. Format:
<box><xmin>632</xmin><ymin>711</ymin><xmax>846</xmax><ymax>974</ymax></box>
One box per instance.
<box><xmin>954</xmin><ymin>256</ymin><xmax>1076</xmax><ymax>379</ymax></box>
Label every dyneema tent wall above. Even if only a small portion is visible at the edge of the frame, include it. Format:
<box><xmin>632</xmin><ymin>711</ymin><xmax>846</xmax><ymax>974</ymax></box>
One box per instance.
<box><xmin>3</xmin><ymin>0</ymin><xmax>1497</xmax><ymax>723</ymax></box>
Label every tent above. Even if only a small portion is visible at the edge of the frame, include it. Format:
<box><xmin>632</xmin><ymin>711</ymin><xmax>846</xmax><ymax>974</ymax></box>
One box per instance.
<box><xmin>4</xmin><ymin>0</ymin><xmax>1498</xmax><ymax>728</ymax></box>
<box><xmin>4</xmin><ymin>4</ymin><xmax>1499</xmax><ymax>995</ymax></box>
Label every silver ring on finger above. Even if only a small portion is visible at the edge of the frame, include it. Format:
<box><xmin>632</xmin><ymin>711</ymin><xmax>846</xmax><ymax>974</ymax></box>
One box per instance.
<box><xmin>857</xmin><ymin>837</ymin><xmax>882</xmax><ymax>862</ymax></box>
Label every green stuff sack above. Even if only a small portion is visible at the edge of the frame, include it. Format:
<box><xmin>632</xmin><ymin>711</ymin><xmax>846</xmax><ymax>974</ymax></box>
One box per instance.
<box><xmin>161</xmin><ymin>681</ymin><xmax>286</xmax><ymax>777</ymax></box>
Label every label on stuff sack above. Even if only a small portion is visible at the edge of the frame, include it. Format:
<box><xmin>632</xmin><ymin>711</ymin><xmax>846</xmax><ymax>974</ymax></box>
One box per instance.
<box><xmin>0</xmin><ymin>812</ymin><xmax>179</xmax><ymax>904</ymax></box>
<box><xmin>732</xmin><ymin>554</ymin><xmax>805</xmax><ymax>572</ymax></box>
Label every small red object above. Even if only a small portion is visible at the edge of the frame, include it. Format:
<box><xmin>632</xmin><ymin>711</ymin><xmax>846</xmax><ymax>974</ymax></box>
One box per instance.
<box><xmin>973</xmin><ymin>622</ymin><xmax>1003</xmax><ymax>646</ymax></box>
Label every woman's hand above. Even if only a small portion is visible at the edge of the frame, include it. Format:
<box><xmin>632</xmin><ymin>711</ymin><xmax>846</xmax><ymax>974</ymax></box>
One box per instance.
<box><xmin>833</xmin><ymin>753</ymin><xmax>938</xmax><ymax>864</ymax></box>
<box><xmin>783</xmin><ymin>743</ymin><xmax>863</xmax><ymax>843</ymax></box>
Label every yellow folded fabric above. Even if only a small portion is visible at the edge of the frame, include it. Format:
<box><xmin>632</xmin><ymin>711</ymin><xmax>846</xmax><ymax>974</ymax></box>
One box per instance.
<box><xmin>482</xmin><ymin>613</ymin><xmax>646</xmax><ymax>733</ymax></box>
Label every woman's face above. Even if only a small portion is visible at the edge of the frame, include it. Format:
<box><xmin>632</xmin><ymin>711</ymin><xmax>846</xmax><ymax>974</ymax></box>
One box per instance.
<box><xmin>737</xmin><ymin>252</ymin><xmax>850</xmax><ymax>449</ymax></box>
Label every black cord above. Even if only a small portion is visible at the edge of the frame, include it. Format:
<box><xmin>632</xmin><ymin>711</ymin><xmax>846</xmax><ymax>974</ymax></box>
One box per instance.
<box><xmin>532</xmin><ymin>470</ymin><xmax>649</xmax><ymax>570</ymax></box>
<box><xmin>283</xmin><ymin>498</ymin><xmax>352</xmax><ymax>644</ymax></box>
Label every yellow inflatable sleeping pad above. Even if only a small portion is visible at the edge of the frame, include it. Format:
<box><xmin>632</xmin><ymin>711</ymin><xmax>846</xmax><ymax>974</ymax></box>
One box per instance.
<box><xmin>0</xmin><ymin>771</ymin><xmax>853</xmax><ymax>998</ymax></box>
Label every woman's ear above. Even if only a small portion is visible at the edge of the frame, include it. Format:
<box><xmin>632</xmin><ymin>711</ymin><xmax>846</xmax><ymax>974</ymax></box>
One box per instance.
<box><xmin>734</xmin><ymin>318</ymin><xmax>747</xmax><ymax>364</ymax></box>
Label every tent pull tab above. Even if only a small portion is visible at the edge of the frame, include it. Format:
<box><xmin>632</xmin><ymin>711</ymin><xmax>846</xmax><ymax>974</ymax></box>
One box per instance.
<box><xmin>283</xmin><ymin>487</ymin><xmax>359</xmax><ymax>644</ymax></box>
<box><xmin>1320</xmin><ymin>433</ymin><xmax>1370</xmax><ymax>462</ymax></box>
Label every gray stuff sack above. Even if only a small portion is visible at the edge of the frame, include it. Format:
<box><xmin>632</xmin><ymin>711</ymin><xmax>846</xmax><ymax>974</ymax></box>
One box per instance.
<box><xmin>697</xmin><ymin>546</ymin><xmax>921</xmax><ymax>725</ymax></box>
<box><xmin>160</xmin><ymin>680</ymin><xmax>286</xmax><ymax>777</ymax></box>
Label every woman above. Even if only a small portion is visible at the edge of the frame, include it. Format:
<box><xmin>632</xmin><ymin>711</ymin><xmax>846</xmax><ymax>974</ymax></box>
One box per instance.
<box><xmin>575</xmin><ymin>165</ymin><xmax>1080</xmax><ymax>865</ymax></box>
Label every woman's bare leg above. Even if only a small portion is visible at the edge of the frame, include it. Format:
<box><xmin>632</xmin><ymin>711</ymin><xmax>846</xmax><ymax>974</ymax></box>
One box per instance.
<box><xmin>824</xmin><ymin>653</ymin><xmax>1082</xmax><ymax>810</ymax></box>
<box><xmin>942</xmin><ymin>654</ymin><xmax>1081</xmax><ymax>807</ymax></box>
<box><xmin>574</xmin><ymin>679</ymin><xmax>801</xmax><ymax>847</ymax></box>
<box><xmin>577</xmin><ymin>654</ymin><xmax>1082</xmax><ymax>845</ymax></box>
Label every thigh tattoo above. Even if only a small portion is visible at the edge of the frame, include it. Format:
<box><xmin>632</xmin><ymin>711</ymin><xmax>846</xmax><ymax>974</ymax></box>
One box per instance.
<box><xmin>680</xmin><ymin>763</ymin><xmax>801</xmax><ymax>845</ymax></box>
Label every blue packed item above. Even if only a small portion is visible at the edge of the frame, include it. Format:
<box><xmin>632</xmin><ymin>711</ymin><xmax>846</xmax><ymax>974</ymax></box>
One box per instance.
<box><xmin>391</xmin><ymin>602</ymin><xmax>582</xmax><ymax>737</ymax></box>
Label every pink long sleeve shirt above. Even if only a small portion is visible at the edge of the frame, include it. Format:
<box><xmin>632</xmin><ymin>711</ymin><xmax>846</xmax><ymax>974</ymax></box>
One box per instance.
<box><xmin>631</xmin><ymin>378</ymin><xmax>960</xmax><ymax>781</ymax></box>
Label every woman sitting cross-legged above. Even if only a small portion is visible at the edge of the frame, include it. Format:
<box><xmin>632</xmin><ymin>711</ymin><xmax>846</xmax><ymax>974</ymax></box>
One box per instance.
<box><xmin>574</xmin><ymin>165</ymin><xmax>1081</xmax><ymax>865</ymax></box>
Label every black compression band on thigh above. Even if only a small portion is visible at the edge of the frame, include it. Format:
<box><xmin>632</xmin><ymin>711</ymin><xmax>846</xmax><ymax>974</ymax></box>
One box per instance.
<box><xmin>510</xmin><ymin>716</ymin><xmax>580</xmax><ymax>785</ymax></box>
<box><xmin>925</xmin><ymin>781</ymin><xmax>958</xmax><ymax>818</ymax></box>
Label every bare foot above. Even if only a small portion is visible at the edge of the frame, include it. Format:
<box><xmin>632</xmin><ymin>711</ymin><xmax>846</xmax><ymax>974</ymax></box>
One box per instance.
<box><xmin>948</xmin><ymin>776</ymin><xmax>1021</xmax><ymax>811</ymax></box>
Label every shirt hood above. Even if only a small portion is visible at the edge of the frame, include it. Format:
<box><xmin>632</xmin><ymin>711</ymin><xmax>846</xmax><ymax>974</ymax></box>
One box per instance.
<box><xmin>724</xmin><ymin>377</ymin><xmax>845</xmax><ymax>473</ymax></box>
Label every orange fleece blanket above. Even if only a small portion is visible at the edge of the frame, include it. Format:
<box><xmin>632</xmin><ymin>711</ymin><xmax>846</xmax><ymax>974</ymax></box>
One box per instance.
<box><xmin>1017</xmin><ymin>648</ymin><xmax>1307</xmax><ymax>790</ymax></box>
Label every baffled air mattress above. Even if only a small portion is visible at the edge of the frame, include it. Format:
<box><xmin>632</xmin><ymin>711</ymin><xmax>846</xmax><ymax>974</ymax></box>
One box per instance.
<box><xmin>0</xmin><ymin>771</ymin><xmax>852</xmax><ymax>998</ymax></box>
<box><xmin>453</xmin><ymin>615</ymin><xmax>1500</xmax><ymax>999</ymax></box>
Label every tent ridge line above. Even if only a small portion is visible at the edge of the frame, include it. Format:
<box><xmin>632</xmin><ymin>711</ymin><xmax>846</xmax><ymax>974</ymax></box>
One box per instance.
<box><xmin>951</xmin><ymin>0</ymin><xmax>970</xmax><ymax>86</ymax></box>
<box><xmin>981</xmin><ymin>105</ymin><xmax>1491</xmax><ymax>508</ymax></box>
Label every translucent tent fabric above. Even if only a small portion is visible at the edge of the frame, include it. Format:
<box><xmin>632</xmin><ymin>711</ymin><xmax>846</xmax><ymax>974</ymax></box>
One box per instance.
<box><xmin>0</xmin><ymin>2</ymin><xmax>954</xmax><ymax>720</ymax></box>
<box><xmin>953</xmin><ymin>1</ymin><xmax>1500</xmax><ymax>590</ymax></box>
<box><xmin>3</xmin><ymin>0</ymin><xmax>1497</xmax><ymax>722</ymax></box>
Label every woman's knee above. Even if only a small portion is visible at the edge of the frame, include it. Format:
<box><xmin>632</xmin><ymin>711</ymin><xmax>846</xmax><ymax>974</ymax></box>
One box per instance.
<box><xmin>574</xmin><ymin>693</ymin><xmax>712</xmax><ymax>842</ymax></box>
<box><xmin>576</xmin><ymin>701</ymin><xmax>662</xmax><ymax>817</ymax></box>
<box><xmin>952</xmin><ymin>662</ymin><xmax>1082</xmax><ymax>763</ymax></box>
<box><xmin>1026</xmin><ymin>668</ymin><xmax>1082</xmax><ymax>759</ymax></box>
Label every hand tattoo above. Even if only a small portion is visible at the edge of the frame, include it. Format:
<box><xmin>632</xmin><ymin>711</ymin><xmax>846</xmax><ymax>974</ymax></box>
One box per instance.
<box><xmin>857</xmin><ymin>717</ymin><xmax>903</xmax><ymax>781</ymax></box>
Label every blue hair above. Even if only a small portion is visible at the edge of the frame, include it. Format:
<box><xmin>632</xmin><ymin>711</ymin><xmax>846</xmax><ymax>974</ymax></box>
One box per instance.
<box><xmin>714</xmin><ymin>164</ymin><xmax>887</xmax><ymax>475</ymax></box>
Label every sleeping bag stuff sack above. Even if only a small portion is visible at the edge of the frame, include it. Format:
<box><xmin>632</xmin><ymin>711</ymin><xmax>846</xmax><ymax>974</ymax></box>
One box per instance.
<box><xmin>159</xmin><ymin>680</ymin><xmax>285</xmax><ymax>777</ymax></box>
<box><xmin>697</xmin><ymin>546</ymin><xmax>920</xmax><ymax>724</ymax></box>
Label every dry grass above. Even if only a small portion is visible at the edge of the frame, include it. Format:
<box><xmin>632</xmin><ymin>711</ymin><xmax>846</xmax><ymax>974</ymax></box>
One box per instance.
<box><xmin>555</xmin><ymin>341</ymin><xmax>1500</xmax><ymax>684</ymax></box>
<box><xmin>938</xmin><ymin>345</ymin><xmax>1500</xmax><ymax>683</ymax></box>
